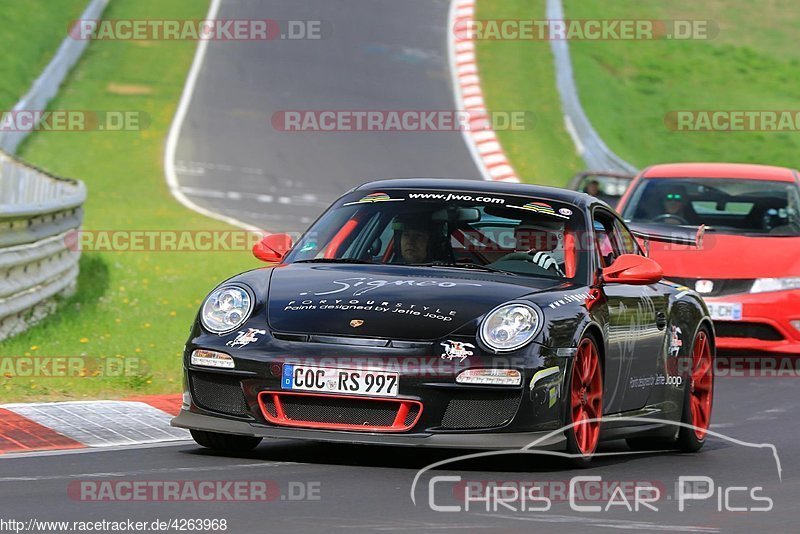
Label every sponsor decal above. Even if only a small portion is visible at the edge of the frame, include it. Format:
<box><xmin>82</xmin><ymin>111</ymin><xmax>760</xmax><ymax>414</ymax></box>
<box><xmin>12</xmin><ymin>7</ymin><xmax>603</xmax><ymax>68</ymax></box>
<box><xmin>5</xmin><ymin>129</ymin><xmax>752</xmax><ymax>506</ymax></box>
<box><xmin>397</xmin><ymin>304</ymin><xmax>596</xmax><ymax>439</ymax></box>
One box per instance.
<box><xmin>508</xmin><ymin>201</ymin><xmax>571</xmax><ymax>219</ymax></box>
<box><xmin>548</xmin><ymin>292</ymin><xmax>596</xmax><ymax>309</ymax></box>
<box><xmin>668</xmin><ymin>325</ymin><xmax>683</xmax><ymax>357</ymax></box>
<box><xmin>406</xmin><ymin>192</ymin><xmax>506</xmax><ymax>204</ymax></box>
<box><xmin>343</xmin><ymin>192</ymin><xmax>403</xmax><ymax>206</ymax></box>
<box><xmin>349</xmin><ymin>319</ymin><xmax>364</xmax><ymax>328</ymax></box>
<box><xmin>225</xmin><ymin>328</ymin><xmax>266</xmax><ymax>348</ymax></box>
<box><xmin>440</xmin><ymin>340</ymin><xmax>475</xmax><ymax>363</ymax></box>
<box><xmin>629</xmin><ymin>373</ymin><xmax>682</xmax><ymax>389</ymax></box>
<box><xmin>558</xmin><ymin>207</ymin><xmax>573</xmax><ymax>217</ymax></box>
<box><xmin>284</xmin><ymin>299</ymin><xmax>459</xmax><ymax>322</ymax></box>
<box><xmin>300</xmin><ymin>277</ymin><xmax>482</xmax><ymax>297</ymax></box>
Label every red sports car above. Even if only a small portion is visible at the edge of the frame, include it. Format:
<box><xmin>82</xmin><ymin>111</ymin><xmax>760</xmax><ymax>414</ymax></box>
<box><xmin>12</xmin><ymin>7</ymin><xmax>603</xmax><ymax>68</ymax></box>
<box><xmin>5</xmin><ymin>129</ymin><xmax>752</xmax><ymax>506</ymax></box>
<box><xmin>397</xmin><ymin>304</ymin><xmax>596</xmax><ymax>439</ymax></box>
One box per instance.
<box><xmin>617</xmin><ymin>163</ymin><xmax>800</xmax><ymax>355</ymax></box>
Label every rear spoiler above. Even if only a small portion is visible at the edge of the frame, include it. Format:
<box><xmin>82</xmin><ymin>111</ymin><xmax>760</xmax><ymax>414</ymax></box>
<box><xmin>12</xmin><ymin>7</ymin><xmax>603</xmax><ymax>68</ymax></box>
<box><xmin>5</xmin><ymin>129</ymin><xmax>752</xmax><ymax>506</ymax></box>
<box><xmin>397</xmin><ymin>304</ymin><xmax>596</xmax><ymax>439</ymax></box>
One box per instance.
<box><xmin>628</xmin><ymin>223</ymin><xmax>706</xmax><ymax>252</ymax></box>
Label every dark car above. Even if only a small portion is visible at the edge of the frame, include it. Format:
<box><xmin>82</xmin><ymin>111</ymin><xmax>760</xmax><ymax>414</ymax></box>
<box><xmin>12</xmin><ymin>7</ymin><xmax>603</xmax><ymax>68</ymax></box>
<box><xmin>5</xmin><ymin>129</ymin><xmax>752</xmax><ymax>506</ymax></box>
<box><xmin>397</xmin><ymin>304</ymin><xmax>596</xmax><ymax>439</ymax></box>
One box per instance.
<box><xmin>172</xmin><ymin>179</ymin><xmax>715</xmax><ymax>462</ymax></box>
<box><xmin>568</xmin><ymin>170</ymin><xmax>635</xmax><ymax>206</ymax></box>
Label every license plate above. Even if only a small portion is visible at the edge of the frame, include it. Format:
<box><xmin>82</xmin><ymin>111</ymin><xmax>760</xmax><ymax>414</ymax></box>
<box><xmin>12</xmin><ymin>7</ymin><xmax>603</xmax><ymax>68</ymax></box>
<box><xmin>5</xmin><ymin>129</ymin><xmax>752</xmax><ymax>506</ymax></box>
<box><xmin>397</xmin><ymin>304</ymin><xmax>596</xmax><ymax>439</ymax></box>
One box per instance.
<box><xmin>707</xmin><ymin>302</ymin><xmax>743</xmax><ymax>321</ymax></box>
<box><xmin>281</xmin><ymin>365</ymin><xmax>399</xmax><ymax>397</ymax></box>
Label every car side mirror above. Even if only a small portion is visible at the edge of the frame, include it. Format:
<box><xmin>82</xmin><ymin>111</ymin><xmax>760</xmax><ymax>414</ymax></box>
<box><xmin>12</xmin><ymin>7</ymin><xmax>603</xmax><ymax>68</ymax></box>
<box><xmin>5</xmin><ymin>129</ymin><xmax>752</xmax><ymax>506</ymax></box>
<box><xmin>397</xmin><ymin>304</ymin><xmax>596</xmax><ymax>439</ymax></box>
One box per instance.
<box><xmin>252</xmin><ymin>233</ymin><xmax>293</xmax><ymax>263</ymax></box>
<box><xmin>602</xmin><ymin>254</ymin><xmax>662</xmax><ymax>285</ymax></box>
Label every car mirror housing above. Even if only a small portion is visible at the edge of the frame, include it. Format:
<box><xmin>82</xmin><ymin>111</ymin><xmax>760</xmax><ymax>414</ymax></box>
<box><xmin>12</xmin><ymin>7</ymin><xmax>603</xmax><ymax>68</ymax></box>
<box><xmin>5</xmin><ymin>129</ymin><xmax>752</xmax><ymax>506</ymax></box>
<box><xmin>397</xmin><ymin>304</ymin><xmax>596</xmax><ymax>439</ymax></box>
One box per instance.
<box><xmin>253</xmin><ymin>233</ymin><xmax>293</xmax><ymax>263</ymax></box>
<box><xmin>602</xmin><ymin>254</ymin><xmax>663</xmax><ymax>285</ymax></box>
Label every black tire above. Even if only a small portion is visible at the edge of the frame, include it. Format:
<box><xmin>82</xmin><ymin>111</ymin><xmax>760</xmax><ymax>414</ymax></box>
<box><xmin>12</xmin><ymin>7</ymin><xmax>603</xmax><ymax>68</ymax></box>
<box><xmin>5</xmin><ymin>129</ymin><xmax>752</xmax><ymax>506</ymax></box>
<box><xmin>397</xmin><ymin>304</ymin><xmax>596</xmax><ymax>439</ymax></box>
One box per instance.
<box><xmin>190</xmin><ymin>429</ymin><xmax>262</xmax><ymax>453</ymax></box>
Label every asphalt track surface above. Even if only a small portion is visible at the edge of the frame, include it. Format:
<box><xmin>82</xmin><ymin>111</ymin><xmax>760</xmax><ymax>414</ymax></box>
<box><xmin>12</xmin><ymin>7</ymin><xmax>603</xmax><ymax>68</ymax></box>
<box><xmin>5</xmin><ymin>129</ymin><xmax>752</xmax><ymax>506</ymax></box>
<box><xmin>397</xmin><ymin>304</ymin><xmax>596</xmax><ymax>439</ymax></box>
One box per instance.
<box><xmin>7</xmin><ymin>0</ymin><xmax>799</xmax><ymax>532</ymax></box>
<box><xmin>172</xmin><ymin>0</ymin><xmax>479</xmax><ymax>232</ymax></box>
<box><xmin>2</xmin><ymin>376</ymin><xmax>797</xmax><ymax>532</ymax></box>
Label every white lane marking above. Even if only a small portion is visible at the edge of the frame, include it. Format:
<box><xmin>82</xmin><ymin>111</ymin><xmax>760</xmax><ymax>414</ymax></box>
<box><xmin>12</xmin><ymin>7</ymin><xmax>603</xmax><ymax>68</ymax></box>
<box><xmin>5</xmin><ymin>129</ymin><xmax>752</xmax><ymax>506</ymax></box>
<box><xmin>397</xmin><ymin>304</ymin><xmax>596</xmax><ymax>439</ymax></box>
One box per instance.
<box><xmin>173</xmin><ymin>163</ymin><xmax>205</xmax><ymax>175</ymax></box>
<box><xmin>0</xmin><ymin>462</ymin><xmax>292</xmax><ymax>482</ymax></box>
<box><xmin>178</xmin><ymin>186</ymin><xmax>326</xmax><ymax>207</ymax></box>
<box><xmin>175</xmin><ymin>160</ymin><xmax>267</xmax><ymax>176</ymax></box>
<box><xmin>179</xmin><ymin>186</ymin><xmax>226</xmax><ymax>199</ymax></box>
<box><xmin>163</xmin><ymin>0</ymin><xmax>263</xmax><ymax>233</ymax></box>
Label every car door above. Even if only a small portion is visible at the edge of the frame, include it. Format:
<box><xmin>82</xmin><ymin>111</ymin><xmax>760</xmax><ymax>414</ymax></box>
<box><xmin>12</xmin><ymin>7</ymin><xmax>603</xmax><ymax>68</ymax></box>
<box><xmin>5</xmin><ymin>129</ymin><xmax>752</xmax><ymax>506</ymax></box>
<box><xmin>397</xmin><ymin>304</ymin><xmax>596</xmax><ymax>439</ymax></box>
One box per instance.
<box><xmin>593</xmin><ymin>208</ymin><xmax>667</xmax><ymax>413</ymax></box>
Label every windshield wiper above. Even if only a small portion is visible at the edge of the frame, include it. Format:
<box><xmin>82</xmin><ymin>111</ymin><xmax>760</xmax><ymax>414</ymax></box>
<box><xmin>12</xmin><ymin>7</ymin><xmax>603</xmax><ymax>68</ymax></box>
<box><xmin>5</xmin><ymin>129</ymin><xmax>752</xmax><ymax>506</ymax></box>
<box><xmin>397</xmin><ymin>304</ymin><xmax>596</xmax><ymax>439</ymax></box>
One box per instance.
<box><xmin>294</xmin><ymin>258</ymin><xmax>376</xmax><ymax>265</ymax></box>
<box><xmin>416</xmin><ymin>262</ymin><xmax>517</xmax><ymax>275</ymax></box>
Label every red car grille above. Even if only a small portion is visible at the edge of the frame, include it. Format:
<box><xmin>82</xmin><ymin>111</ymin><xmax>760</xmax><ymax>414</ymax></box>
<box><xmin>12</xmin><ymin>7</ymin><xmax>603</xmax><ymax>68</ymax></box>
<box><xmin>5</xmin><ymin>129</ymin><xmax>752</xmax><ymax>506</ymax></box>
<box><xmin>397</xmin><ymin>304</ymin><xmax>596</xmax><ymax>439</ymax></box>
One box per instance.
<box><xmin>714</xmin><ymin>322</ymin><xmax>784</xmax><ymax>341</ymax></box>
<box><xmin>258</xmin><ymin>391</ymin><xmax>422</xmax><ymax>432</ymax></box>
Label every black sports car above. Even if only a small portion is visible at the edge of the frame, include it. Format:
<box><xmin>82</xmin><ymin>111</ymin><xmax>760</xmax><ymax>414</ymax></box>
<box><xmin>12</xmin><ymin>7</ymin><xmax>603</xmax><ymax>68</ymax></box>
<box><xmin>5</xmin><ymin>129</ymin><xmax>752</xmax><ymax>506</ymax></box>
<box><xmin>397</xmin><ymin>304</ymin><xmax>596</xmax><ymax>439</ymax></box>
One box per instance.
<box><xmin>172</xmin><ymin>179</ymin><xmax>715</xmax><ymax>461</ymax></box>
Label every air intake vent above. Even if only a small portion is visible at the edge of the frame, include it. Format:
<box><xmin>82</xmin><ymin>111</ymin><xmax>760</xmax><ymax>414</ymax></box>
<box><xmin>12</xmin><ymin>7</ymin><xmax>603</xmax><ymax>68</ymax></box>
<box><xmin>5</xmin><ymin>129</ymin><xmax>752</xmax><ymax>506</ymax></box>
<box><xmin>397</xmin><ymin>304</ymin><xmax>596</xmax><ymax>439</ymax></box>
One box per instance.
<box><xmin>714</xmin><ymin>322</ymin><xmax>783</xmax><ymax>341</ymax></box>
<box><xmin>440</xmin><ymin>390</ymin><xmax>522</xmax><ymax>429</ymax></box>
<box><xmin>259</xmin><ymin>392</ymin><xmax>421</xmax><ymax>432</ymax></box>
<box><xmin>189</xmin><ymin>371</ymin><xmax>249</xmax><ymax>417</ymax></box>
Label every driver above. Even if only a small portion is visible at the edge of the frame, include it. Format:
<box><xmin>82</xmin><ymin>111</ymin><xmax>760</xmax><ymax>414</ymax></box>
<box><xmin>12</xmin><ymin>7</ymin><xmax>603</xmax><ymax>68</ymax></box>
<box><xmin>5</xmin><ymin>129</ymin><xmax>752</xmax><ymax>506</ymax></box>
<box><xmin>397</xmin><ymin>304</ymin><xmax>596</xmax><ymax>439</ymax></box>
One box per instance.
<box><xmin>659</xmin><ymin>187</ymin><xmax>691</xmax><ymax>224</ymax></box>
<box><xmin>583</xmin><ymin>179</ymin><xmax>601</xmax><ymax>197</ymax></box>
<box><xmin>399</xmin><ymin>219</ymin><xmax>431</xmax><ymax>264</ymax></box>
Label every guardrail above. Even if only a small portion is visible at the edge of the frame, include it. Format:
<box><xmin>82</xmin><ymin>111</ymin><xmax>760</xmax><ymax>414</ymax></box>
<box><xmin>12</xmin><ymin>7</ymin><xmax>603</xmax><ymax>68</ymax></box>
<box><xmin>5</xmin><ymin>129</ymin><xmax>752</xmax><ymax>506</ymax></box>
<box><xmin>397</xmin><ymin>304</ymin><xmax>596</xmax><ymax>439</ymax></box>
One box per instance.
<box><xmin>0</xmin><ymin>151</ymin><xmax>85</xmax><ymax>341</ymax></box>
<box><xmin>0</xmin><ymin>0</ymin><xmax>109</xmax><ymax>153</ymax></box>
<box><xmin>547</xmin><ymin>0</ymin><xmax>638</xmax><ymax>174</ymax></box>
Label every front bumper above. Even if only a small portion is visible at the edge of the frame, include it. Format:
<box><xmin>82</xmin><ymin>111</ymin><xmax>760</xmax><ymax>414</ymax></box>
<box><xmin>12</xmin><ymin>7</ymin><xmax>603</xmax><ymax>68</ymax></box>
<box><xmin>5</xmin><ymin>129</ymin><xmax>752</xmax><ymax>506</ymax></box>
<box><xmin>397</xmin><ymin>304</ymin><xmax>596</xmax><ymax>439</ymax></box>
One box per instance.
<box><xmin>173</xmin><ymin>335</ymin><xmax>570</xmax><ymax>448</ymax></box>
<box><xmin>705</xmin><ymin>289</ymin><xmax>800</xmax><ymax>354</ymax></box>
<box><xmin>171</xmin><ymin>408</ymin><xmax>567</xmax><ymax>450</ymax></box>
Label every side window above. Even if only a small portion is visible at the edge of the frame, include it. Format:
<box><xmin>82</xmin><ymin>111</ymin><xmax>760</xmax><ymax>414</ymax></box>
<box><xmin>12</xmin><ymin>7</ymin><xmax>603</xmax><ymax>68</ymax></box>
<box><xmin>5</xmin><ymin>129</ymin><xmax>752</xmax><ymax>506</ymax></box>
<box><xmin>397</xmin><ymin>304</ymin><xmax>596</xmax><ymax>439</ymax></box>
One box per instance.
<box><xmin>612</xmin><ymin>218</ymin><xmax>639</xmax><ymax>255</ymax></box>
<box><xmin>592</xmin><ymin>210</ymin><xmax>623</xmax><ymax>267</ymax></box>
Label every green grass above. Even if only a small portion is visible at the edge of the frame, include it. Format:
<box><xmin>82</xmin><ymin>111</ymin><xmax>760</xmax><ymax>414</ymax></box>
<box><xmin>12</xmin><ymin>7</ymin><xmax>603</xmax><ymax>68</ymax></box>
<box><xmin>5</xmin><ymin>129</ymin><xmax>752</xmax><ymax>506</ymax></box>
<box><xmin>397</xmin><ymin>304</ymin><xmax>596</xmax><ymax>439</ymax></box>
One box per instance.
<box><xmin>0</xmin><ymin>0</ymin><xmax>89</xmax><ymax>110</ymax></box>
<box><xmin>475</xmin><ymin>0</ymin><xmax>583</xmax><ymax>186</ymax></box>
<box><xmin>0</xmin><ymin>0</ymin><xmax>266</xmax><ymax>401</ymax></box>
<box><xmin>564</xmin><ymin>0</ymin><xmax>800</xmax><ymax>168</ymax></box>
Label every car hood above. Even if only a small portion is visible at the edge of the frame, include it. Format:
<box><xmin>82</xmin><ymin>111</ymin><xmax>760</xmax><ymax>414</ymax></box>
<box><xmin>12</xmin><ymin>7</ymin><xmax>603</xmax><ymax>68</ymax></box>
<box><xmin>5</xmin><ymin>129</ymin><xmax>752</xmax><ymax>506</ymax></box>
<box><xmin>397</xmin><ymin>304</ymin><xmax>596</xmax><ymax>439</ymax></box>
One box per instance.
<box><xmin>267</xmin><ymin>263</ymin><xmax>563</xmax><ymax>340</ymax></box>
<box><xmin>648</xmin><ymin>233</ymin><xmax>800</xmax><ymax>278</ymax></box>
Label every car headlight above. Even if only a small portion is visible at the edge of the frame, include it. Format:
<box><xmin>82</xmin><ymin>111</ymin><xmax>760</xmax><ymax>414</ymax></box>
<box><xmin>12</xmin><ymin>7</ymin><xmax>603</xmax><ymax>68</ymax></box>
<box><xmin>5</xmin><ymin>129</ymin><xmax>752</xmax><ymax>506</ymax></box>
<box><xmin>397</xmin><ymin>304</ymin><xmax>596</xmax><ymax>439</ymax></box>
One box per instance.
<box><xmin>750</xmin><ymin>277</ymin><xmax>800</xmax><ymax>294</ymax></box>
<box><xmin>200</xmin><ymin>285</ymin><xmax>253</xmax><ymax>334</ymax></box>
<box><xmin>479</xmin><ymin>302</ymin><xmax>542</xmax><ymax>352</ymax></box>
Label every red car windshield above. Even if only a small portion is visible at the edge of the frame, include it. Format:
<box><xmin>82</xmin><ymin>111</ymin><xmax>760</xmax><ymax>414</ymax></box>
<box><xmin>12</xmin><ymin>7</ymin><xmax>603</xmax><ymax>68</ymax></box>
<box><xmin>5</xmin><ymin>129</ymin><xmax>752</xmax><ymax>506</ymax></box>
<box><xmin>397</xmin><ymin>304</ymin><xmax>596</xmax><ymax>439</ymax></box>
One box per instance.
<box><xmin>622</xmin><ymin>178</ymin><xmax>800</xmax><ymax>236</ymax></box>
<box><xmin>284</xmin><ymin>189</ymin><xmax>589</xmax><ymax>281</ymax></box>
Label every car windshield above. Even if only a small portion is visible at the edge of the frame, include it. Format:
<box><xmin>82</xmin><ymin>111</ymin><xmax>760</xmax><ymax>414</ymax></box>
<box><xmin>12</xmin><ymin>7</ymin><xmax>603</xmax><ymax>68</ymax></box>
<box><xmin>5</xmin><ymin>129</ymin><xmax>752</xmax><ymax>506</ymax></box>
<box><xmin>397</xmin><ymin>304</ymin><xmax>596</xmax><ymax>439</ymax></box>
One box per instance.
<box><xmin>284</xmin><ymin>189</ymin><xmax>589</xmax><ymax>281</ymax></box>
<box><xmin>622</xmin><ymin>177</ymin><xmax>800</xmax><ymax>236</ymax></box>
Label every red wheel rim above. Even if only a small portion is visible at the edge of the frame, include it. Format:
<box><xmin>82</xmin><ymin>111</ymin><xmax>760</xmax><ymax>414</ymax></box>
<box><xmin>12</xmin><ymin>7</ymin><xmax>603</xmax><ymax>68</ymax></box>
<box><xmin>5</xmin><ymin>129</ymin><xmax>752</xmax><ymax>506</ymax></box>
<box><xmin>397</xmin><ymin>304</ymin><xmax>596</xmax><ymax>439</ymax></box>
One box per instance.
<box><xmin>571</xmin><ymin>338</ymin><xmax>602</xmax><ymax>456</ymax></box>
<box><xmin>690</xmin><ymin>331</ymin><xmax>713</xmax><ymax>439</ymax></box>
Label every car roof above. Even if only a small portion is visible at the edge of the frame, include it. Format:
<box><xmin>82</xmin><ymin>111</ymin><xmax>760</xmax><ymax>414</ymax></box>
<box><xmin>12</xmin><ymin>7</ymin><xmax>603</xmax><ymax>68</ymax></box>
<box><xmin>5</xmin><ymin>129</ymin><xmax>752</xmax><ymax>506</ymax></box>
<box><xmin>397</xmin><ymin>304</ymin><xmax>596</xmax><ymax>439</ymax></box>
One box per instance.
<box><xmin>354</xmin><ymin>178</ymin><xmax>608</xmax><ymax>210</ymax></box>
<box><xmin>641</xmin><ymin>162</ymin><xmax>799</xmax><ymax>183</ymax></box>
